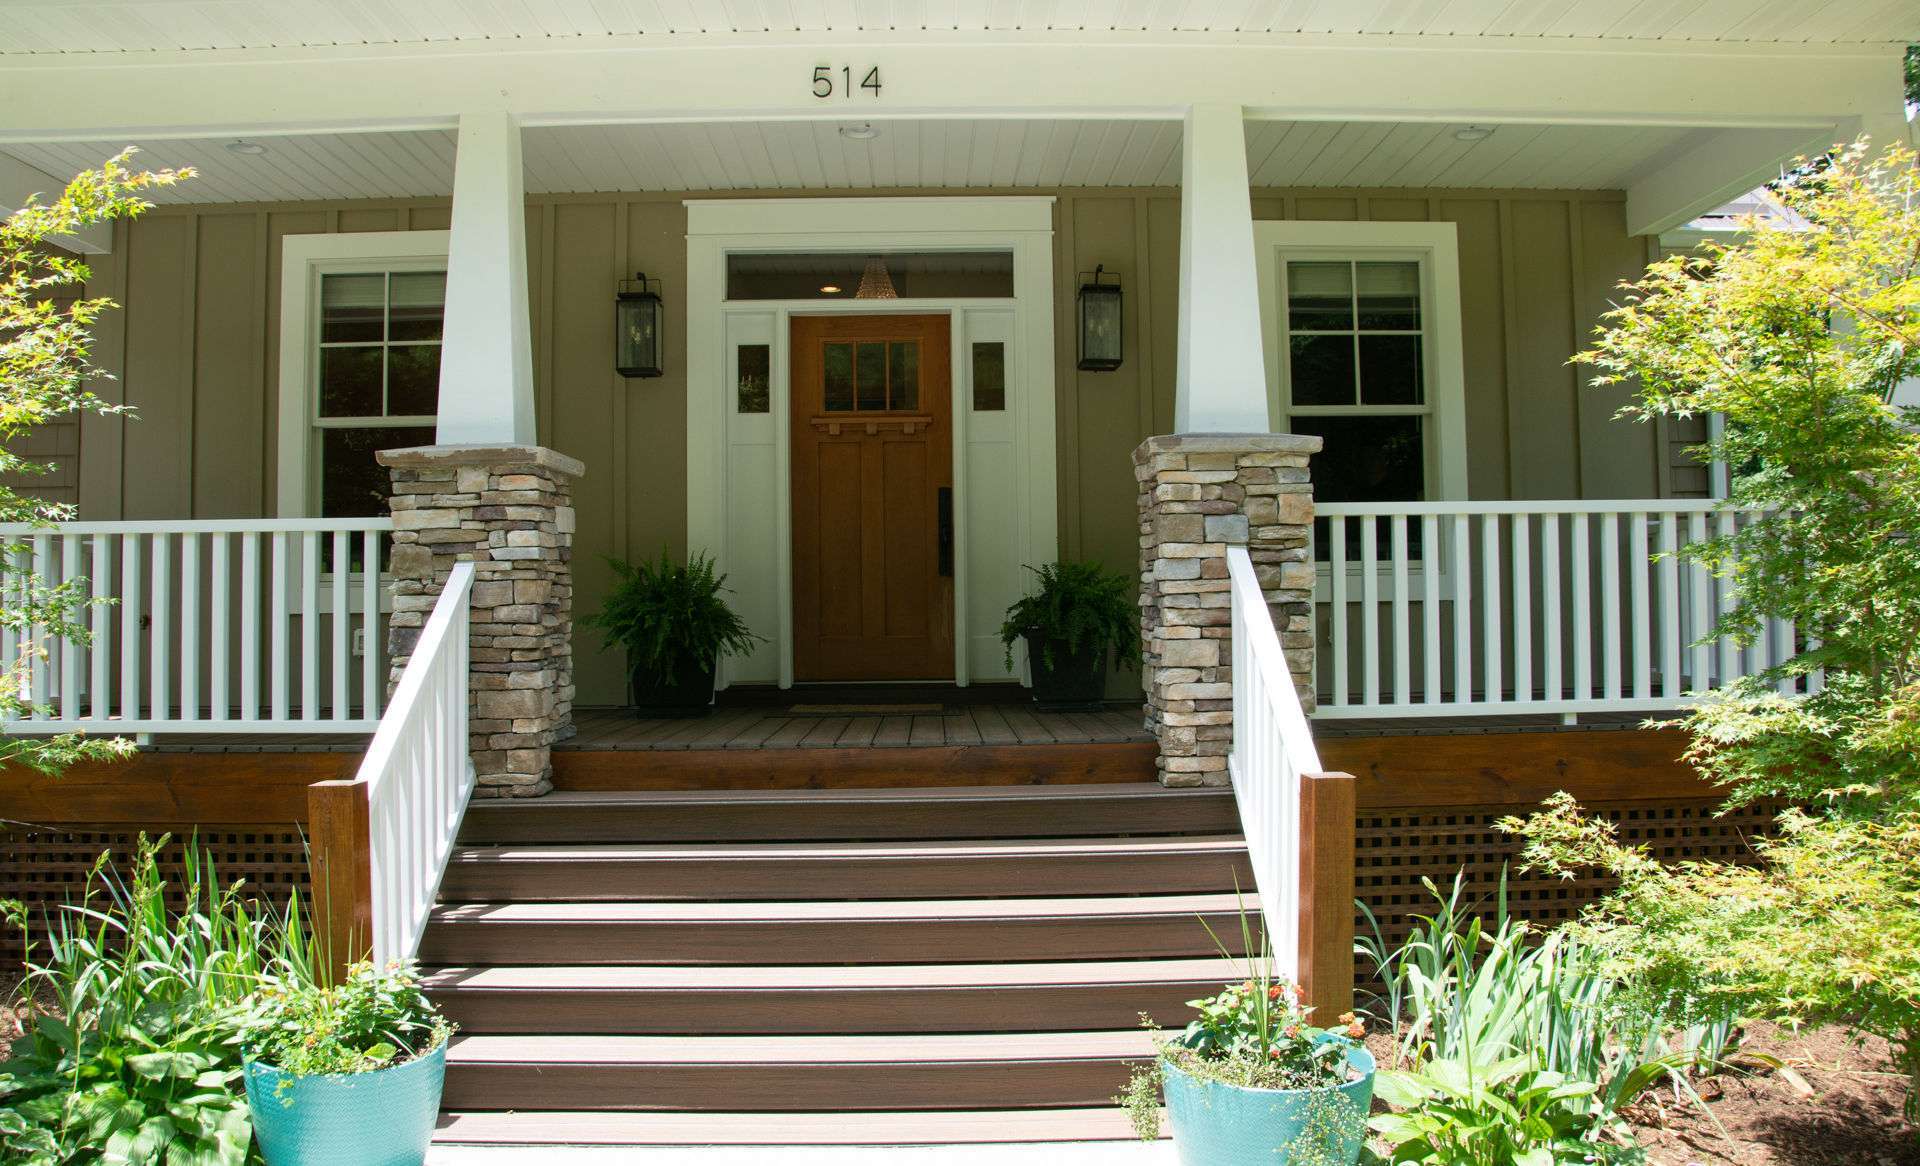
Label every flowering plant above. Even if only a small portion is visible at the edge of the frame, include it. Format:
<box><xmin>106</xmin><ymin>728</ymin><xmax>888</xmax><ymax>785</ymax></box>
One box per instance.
<box><xmin>236</xmin><ymin>961</ymin><xmax>451</xmax><ymax>1084</ymax></box>
<box><xmin>1171</xmin><ymin>976</ymin><xmax>1366</xmax><ymax>1091</ymax></box>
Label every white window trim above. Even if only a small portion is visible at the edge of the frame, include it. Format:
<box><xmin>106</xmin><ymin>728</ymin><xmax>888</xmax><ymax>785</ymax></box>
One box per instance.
<box><xmin>275</xmin><ymin>230</ymin><xmax>450</xmax><ymax>518</ymax></box>
<box><xmin>1253</xmin><ymin>220</ymin><xmax>1470</xmax><ymax>503</ymax></box>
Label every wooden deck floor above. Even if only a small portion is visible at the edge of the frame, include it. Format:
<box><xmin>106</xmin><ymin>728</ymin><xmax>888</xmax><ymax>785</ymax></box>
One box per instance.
<box><xmin>562</xmin><ymin>704</ymin><xmax>1153</xmax><ymax>751</ymax></box>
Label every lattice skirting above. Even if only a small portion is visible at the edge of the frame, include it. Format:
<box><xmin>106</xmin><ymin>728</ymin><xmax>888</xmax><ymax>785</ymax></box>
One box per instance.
<box><xmin>1355</xmin><ymin>797</ymin><xmax>1780</xmax><ymax>969</ymax></box>
<box><xmin>0</xmin><ymin>827</ymin><xmax>310</xmax><ymax>974</ymax></box>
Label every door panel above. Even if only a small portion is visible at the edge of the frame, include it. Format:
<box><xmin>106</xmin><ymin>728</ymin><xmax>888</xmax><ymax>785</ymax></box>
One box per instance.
<box><xmin>791</xmin><ymin>315</ymin><xmax>954</xmax><ymax>681</ymax></box>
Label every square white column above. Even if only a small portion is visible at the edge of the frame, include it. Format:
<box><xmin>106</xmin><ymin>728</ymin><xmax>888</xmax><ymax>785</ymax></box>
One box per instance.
<box><xmin>1175</xmin><ymin>103</ymin><xmax>1269</xmax><ymax>434</ymax></box>
<box><xmin>437</xmin><ymin>110</ymin><xmax>537</xmax><ymax>445</ymax></box>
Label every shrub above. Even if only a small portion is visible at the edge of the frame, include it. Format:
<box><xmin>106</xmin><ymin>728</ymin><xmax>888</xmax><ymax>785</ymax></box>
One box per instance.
<box><xmin>999</xmin><ymin>560</ymin><xmax>1141</xmax><ymax>671</ymax></box>
<box><xmin>583</xmin><ymin>549</ymin><xmax>760</xmax><ymax>684</ymax></box>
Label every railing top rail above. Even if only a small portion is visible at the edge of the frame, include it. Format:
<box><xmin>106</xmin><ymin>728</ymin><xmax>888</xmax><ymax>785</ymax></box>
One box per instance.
<box><xmin>353</xmin><ymin>560</ymin><xmax>473</xmax><ymax>798</ymax></box>
<box><xmin>0</xmin><ymin>517</ymin><xmax>395</xmax><ymax>536</ymax></box>
<box><xmin>1225</xmin><ymin>546</ymin><xmax>1322</xmax><ymax>774</ymax></box>
<box><xmin>1315</xmin><ymin>498</ymin><xmax>1737</xmax><ymax>517</ymax></box>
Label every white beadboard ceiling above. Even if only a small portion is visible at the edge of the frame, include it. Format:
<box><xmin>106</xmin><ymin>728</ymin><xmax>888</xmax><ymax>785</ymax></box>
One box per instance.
<box><xmin>0</xmin><ymin>119</ymin><xmax>1727</xmax><ymax>203</ymax></box>
<box><xmin>0</xmin><ymin>0</ymin><xmax>1915</xmax><ymax>53</ymax></box>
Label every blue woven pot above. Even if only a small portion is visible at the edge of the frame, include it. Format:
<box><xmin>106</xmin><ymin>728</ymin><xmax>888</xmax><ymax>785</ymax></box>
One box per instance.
<box><xmin>244</xmin><ymin>1043</ymin><xmax>446</xmax><ymax>1166</ymax></box>
<box><xmin>1162</xmin><ymin>1046</ymin><xmax>1375</xmax><ymax>1166</ymax></box>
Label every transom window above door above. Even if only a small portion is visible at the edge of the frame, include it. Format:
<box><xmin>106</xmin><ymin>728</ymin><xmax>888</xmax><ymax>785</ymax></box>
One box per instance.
<box><xmin>726</xmin><ymin>251</ymin><xmax>1013</xmax><ymax>300</ymax></box>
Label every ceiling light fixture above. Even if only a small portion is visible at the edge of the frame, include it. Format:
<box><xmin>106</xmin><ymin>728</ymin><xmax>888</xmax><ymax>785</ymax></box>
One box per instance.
<box><xmin>838</xmin><ymin>123</ymin><xmax>880</xmax><ymax>142</ymax></box>
<box><xmin>225</xmin><ymin>139</ymin><xmax>269</xmax><ymax>155</ymax></box>
<box><xmin>818</xmin><ymin>284</ymin><xmax>843</xmax><ymax>294</ymax></box>
<box><xmin>1452</xmin><ymin>125</ymin><xmax>1494</xmax><ymax>142</ymax></box>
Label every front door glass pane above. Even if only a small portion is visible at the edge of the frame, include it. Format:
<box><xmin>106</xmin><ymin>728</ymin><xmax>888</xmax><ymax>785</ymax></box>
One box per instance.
<box><xmin>888</xmin><ymin>341</ymin><xmax>920</xmax><ymax>410</ymax></box>
<box><xmin>823</xmin><ymin>343</ymin><xmax>854</xmax><ymax>411</ymax></box>
<box><xmin>855</xmin><ymin>342</ymin><xmax>887</xmax><ymax>411</ymax></box>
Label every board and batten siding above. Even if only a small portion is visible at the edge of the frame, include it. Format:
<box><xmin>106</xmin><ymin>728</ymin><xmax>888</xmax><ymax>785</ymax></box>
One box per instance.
<box><xmin>64</xmin><ymin>186</ymin><xmax>1690</xmax><ymax>706</ymax></box>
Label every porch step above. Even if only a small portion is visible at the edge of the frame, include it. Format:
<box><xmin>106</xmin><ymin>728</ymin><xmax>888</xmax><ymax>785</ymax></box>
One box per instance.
<box><xmin>457</xmin><ymin>783</ymin><xmax>1238</xmax><ymax>843</ymax></box>
<box><xmin>422</xmin><ymin>957</ymin><xmax>1239</xmax><ymax>1034</ymax></box>
<box><xmin>439</xmin><ymin>1030</ymin><xmax>1157</xmax><ymax>1112</ymax></box>
<box><xmin>434</xmin><ymin>1107</ymin><xmax>1141</xmax><ymax>1145</ymax></box>
<box><xmin>419</xmin><ymin>893</ymin><xmax>1256</xmax><ymax>966</ymax></box>
<box><xmin>437</xmin><ymin>834</ymin><xmax>1252</xmax><ymax>901</ymax></box>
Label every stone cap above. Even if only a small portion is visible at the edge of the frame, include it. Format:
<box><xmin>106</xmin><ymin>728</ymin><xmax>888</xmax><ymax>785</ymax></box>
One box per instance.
<box><xmin>1133</xmin><ymin>432</ymin><xmax>1323</xmax><ymax>462</ymax></box>
<box><xmin>377</xmin><ymin>443</ymin><xmax>586</xmax><ymax>479</ymax></box>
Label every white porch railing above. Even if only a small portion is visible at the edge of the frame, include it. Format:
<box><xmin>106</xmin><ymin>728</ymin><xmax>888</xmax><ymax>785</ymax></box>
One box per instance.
<box><xmin>1312</xmin><ymin>500</ymin><xmax>1814</xmax><ymax>719</ymax></box>
<box><xmin>1225</xmin><ymin>544</ymin><xmax>1321</xmax><ymax>983</ymax></box>
<box><xmin>0</xmin><ymin>518</ymin><xmax>393</xmax><ymax>734</ymax></box>
<box><xmin>356</xmin><ymin>560</ymin><xmax>474</xmax><ymax>965</ymax></box>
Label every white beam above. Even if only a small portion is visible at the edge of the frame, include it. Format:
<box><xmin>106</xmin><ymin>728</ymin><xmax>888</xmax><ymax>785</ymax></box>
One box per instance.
<box><xmin>435</xmin><ymin>111</ymin><xmax>535</xmax><ymax>446</ymax></box>
<box><xmin>1176</xmin><ymin>103</ymin><xmax>1266</xmax><ymax>434</ymax></box>
<box><xmin>0</xmin><ymin>35</ymin><xmax>1902</xmax><ymax>142</ymax></box>
<box><xmin>0</xmin><ymin>152</ymin><xmax>112</xmax><ymax>253</ymax></box>
<box><xmin>1624</xmin><ymin>125</ymin><xmax>1841</xmax><ymax>236</ymax></box>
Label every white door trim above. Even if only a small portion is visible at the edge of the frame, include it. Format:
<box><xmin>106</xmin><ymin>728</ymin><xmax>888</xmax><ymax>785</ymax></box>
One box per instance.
<box><xmin>686</xmin><ymin>196</ymin><xmax>1056</xmax><ymax>689</ymax></box>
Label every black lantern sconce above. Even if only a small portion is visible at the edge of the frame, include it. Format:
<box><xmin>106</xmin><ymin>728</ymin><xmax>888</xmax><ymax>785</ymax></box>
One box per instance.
<box><xmin>1076</xmin><ymin>265</ymin><xmax>1123</xmax><ymax>372</ymax></box>
<box><xmin>615</xmin><ymin>272</ymin><xmax>664</xmax><ymax>379</ymax></box>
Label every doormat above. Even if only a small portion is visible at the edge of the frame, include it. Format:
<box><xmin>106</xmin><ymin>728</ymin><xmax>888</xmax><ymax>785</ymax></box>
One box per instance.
<box><xmin>785</xmin><ymin>703</ymin><xmax>948</xmax><ymax>716</ymax></box>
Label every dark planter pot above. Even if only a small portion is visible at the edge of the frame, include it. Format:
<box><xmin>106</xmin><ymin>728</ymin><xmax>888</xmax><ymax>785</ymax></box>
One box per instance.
<box><xmin>1024</xmin><ymin>633</ymin><xmax>1108</xmax><ymax>712</ymax></box>
<box><xmin>630</xmin><ymin>655</ymin><xmax>716</xmax><ymax>718</ymax></box>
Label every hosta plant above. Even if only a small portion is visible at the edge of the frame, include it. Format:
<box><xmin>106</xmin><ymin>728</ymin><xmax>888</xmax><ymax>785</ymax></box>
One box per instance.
<box><xmin>1370</xmin><ymin>1055</ymin><xmax>1640</xmax><ymax>1166</ymax></box>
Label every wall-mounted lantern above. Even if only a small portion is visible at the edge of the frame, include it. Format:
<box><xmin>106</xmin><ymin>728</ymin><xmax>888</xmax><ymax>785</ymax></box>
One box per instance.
<box><xmin>1076</xmin><ymin>265</ymin><xmax>1123</xmax><ymax>372</ymax></box>
<box><xmin>615</xmin><ymin>272</ymin><xmax>664</xmax><ymax>379</ymax></box>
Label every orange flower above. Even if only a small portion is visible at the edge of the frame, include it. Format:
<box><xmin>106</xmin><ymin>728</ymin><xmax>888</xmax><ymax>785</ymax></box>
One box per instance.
<box><xmin>1283</xmin><ymin>1024</ymin><xmax>1301</xmax><ymax>1039</ymax></box>
<box><xmin>1268</xmin><ymin>986</ymin><xmax>1284</xmax><ymax>1001</ymax></box>
<box><xmin>1346</xmin><ymin>1020</ymin><xmax>1367</xmax><ymax>1039</ymax></box>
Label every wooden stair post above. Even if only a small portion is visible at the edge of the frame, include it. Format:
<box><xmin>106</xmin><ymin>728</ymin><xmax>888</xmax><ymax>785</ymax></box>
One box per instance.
<box><xmin>1297</xmin><ymin>770</ymin><xmax>1356</xmax><ymax>1018</ymax></box>
<box><xmin>307</xmin><ymin>778</ymin><xmax>372</xmax><ymax>986</ymax></box>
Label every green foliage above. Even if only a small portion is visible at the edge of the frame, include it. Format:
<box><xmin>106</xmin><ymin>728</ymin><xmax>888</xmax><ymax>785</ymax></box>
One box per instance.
<box><xmin>1370</xmin><ymin>1055</ymin><xmax>1638</xmax><ymax>1166</ymax></box>
<box><xmin>583</xmin><ymin>548</ymin><xmax>761</xmax><ymax>684</ymax></box>
<box><xmin>1510</xmin><ymin>138</ymin><xmax>1920</xmax><ymax>1122</ymax></box>
<box><xmin>2</xmin><ymin>151</ymin><xmax>189</xmax><ymax>776</ymax></box>
<box><xmin>999</xmin><ymin>560</ymin><xmax>1141</xmax><ymax>671</ymax></box>
<box><xmin>235</xmin><ymin>962</ymin><xmax>449</xmax><ymax>1084</ymax></box>
<box><xmin>0</xmin><ymin>836</ymin><xmax>311</xmax><ymax>1164</ymax></box>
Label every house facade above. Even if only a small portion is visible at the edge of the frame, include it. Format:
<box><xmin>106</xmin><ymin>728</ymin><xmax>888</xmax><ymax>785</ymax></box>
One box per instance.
<box><xmin>1</xmin><ymin>2</ymin><xmax>1915</xmax><ymax>1147</ymax></box>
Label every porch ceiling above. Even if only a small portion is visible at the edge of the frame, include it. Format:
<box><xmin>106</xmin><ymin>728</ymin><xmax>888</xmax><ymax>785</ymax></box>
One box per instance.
<box><xmin>0</xmin><ymin>118</ymin><xmax>1734</xmax><ymax>204</ymax></box>
<box><xmin>0</xmin><ymin>0</ymin><xmax>1914</xmax><ymax>54</ymax></box>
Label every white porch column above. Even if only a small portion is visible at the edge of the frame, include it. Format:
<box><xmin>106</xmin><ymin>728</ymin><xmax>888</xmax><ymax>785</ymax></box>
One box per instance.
<box><xmin>437</xmin><ymin>110</ymin><xmax>536</xmax><ymax>445</ymax></box>
<box><xmin>1175</xmin><ymin>103</ymin><xmax>1268</xmax><ymax>433</ymax></box>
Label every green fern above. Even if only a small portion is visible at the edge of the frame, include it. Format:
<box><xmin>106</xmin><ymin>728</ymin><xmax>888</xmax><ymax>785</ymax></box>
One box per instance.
<box><xmin>999</xmin><ymin>560</ymin><xmax>1141</xmax><ymax>672</ymax></box>
<box><xmin>584</xmin><ymin>549</ymin><xmax>762</xmax><ymax>684</ymax></box>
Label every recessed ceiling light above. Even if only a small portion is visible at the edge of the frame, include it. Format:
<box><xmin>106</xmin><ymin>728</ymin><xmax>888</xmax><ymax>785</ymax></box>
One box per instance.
<box><xmin>225</xmin><ymin>140</ymin><xmax>269</xmax><ymax>155</ymax></box>
<box><xmin>838</xmin><ymin>123</ymin><xmax>880</xmax><ymax>142</ymax></box>
<box><xmin>1452</xmin><ymin>125</ymin><xmax>1494</xmax><ymax>142</ymax></box>
<box><xmin>818</xmin><ymin>284</ymin><xmax>843</xmax><ymax>294</ymax></box>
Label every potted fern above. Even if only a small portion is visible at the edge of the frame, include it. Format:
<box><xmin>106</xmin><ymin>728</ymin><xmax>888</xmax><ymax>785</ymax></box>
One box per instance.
<box><xmin>999</xmin><ymin>561</ymin><xmax>1140</xmax><ymax>710</ymax></box>
<box><xmin>585</xmin><ymin>549</ymin><xmax>760</xmax><ymax>717</ymax></box>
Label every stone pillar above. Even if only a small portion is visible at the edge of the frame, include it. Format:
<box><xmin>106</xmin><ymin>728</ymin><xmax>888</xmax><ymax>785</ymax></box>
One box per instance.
<box><xmin>1135</xmin><ymin>432</ymin><xmax>1321</xmax><ymax>787</ymax></box>
<box><xmin>378</xmin><ymin>444</ymin><xmax>583</xmax><ymax>799</ymax></box>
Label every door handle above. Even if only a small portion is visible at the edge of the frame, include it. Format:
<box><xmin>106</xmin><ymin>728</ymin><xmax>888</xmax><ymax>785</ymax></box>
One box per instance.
<box><xmin>937</xmin><ymin>487</ymin><xmax>954</xmax><ymax>577</ymax></box>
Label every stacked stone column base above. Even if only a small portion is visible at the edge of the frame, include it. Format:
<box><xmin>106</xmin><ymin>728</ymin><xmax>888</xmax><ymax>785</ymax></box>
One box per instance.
<box><xmin>379</xmin><ymin>443</ymin><xmax>583</xmax><ymax>799</ymax></box>
<box><xmin>1136</xmin><ymin>432</ymin><xmax>1321</xmax><ymax>787</ymax></box>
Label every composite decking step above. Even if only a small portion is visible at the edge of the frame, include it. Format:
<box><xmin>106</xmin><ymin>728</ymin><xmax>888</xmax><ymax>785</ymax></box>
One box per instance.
<box><xmin>457</xmin><ymin>782</ymin><xmax>1239</xmax><ymax>844</ymax></box>
<box><xmin>421</xmin><ymin>956</ymin><xmax>1241</xmax><ymax>1034</ymax></box>
<box><xmin>418</xmin><ymin>892</ymin><xmax>1257</xmax><ymax>965</ymax></box>
<box><xmin>440</xmin><ymin>1030</ymin><xmax>1158</xmax><ymax>1112</ymax></box>
<box><xmin>434</xmin><ymin>1107</ymin><xmax>1147</xmax><ymax>1146</ymax></box>
<box><xmin>437</xmin><ymin>834</ymin><xmax>1252</xmax><ymax>901</ymax></box>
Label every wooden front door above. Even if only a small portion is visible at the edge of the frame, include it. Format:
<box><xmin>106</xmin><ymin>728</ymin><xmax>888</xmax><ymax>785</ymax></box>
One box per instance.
<box><xmin>791</xmin><ymin>315</ymin><xmax>954</xmax><ymax>681</ymax></box>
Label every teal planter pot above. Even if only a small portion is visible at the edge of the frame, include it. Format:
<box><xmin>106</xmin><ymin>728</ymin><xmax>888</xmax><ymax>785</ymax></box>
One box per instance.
<box><xmin>244</xmin><ymin>1043</ymin><xmax>446</xmax><ymax>1166</ymax></box>
<box><xmin>1162</xmin><ymin>1046</ymin><xmax>1376</xmax><ymax>1166</ymax></box>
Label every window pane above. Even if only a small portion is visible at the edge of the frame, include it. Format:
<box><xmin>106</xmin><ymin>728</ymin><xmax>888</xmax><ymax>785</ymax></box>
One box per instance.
<box><xmin>888</xmin><ymin>342</ymin><xmax>920</xmax><ymax>410</ymax></box>
<box><xmin>387</xmin><ymin>344</ymin><xmax>441</xmax><ymax>415</ymax></box>
<box><xmin>1293</xmin><ymin>415</ymin><xmax>1425</xmax><ymax>562</ymax></box>
<box><xmin>389</xmin><ymin>271</ymin><xmax>447</xmax><ymax>342</ymax></box>
<box><xmin>726</xmin><ymin>251</ymin><xmax>1013</xmax><ymax>299</ymax></box>
<box><xmin>823</xmin><ymin>343</ymin><xmax>853</xmax><ymax>411</ymax></box>
<box><xmin>321</xmin><ymin>425</ymin><xmax>436</xmax><ymax>518</ymax></box>
<box><xmin>319</xmin><ymin>347</ymin><xmax>382</xmax><ymax>417</ymax></box>
<box><xmin>1288</xmin><ymin>334</ymin><xmax>1356</xmax><ymax>406</ymax></box>
<box><xmin>1359</xmin><ymin>334</ymin><xmax>1423</xmax><ymax>405</ymax></box>
<box><xmin>320</xmin><ymin>274</ymin><xmax>384</xmax><ymax>343</ymax></box>
<box><xmin>737</xmin><ymin>344</ymin><xmax>771</xmax><ymax>414</ymax></box>
<box><xmin>971</xmin><ymin>342</ymin><xmax>1006</xmax><ymax>411</ymax></box>
<box><xmin>1355</xmin><ymin>262</ymin><xmax>1420</xmax><ymax>330</ymax></box>
<box><xmin>1287</xmin><ymin>261</ymin><xmax>1352</xmax><ymax>331</ymax></box>
<box><xmin>855</xmin><ymin>342</ymin><xmax>886</xmax><ymax>411</ymax></box>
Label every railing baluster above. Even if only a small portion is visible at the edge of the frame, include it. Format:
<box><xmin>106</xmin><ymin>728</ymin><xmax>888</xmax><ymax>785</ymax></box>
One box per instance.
<box><xmin>1481</xmin><ymin>513</ymin><xmax>1502</xmax><ymax>705</ymax></box>
<box><xmin>1391</xmin><ymin>515</ymin><xmax>1410</xmax><ymax>706</ymax></box>
<box><xmin>1689</xmin><ymin>512</ymin><xmax>1712</xmax><ymax>691</ymax></box>
<box><xmin>180</xmin><ymin>533</ymin><xmax>200</xmax><ymax>721</ymax></box>
<box><xmin>1541</xmin><ymin>514</ymin><xmax>1561</xmax><ymax>704</ymax></box>
<box><xmin>241</xmin><ymin>532</ymin><xmax>261</xmax><ymax>721</ymax></box>
<box><xmin>333</xmin><ymin>531</ymin><xmax>350</xmax><ymax>721</ymax></box>
<box><xmin>363</xmin><ymin>530</ymin><xmax>382</xmax><ymax>719</ymax></box>
<box><xmin>59</xmin><ymin>535</ymin><xmax>81</xmax><ymax>718</ymax></box>
<box><xmin>211</xmin><ymin>533</ymin><xmax>231</xmax><ymax>721</ymax></box>
<box><xmin>1329</xmin><ymin>517</ymin><xmax>1348</xmax><ymax>709</ymax></box>
<box><xmin>119</xmin><ymin>533</ymin><xmax>142</xmax><ymax>722</ymax></box>
<box><xmin>1451</xmin><ymin>514</ymin><xmax>1471</xmax><ymax>706</ymax></box>
<box><xmin>1659</xmin><ymin>514</ymin><xmax>1680</xmax><ymax>700</ymax></box>
<box><xmin>1360</xmin><ymin>516</ymin><xmax>1379</xmax><ymax>708</ymax></box>
<box><xmin>1715</xmin><ymin>511</ymin><xmax>1738</xmax><ymax>687</ymax></box>
<box><xmin>1510</xmin><ymin>514</ymin><xmax>1531</xmax><ymax>704</ymax></box>
<box><xmin>302</xmin><ymin>530</ymin><xmax>320</xmax><ymax>721</ymax></box>
<box><xmin>28</xmin><ymin>535</ymin><xmax>52</xmax><ymax>714</ymax></box>
<box><xmin>1630</xmin><ymin>513</ymin><xmax>1651</xmax><ymax>699</ymax></box>
<box><xmin>272</xmin><ymin>532</ymin><xmax>290</xmax><ymax>723</ymax></box>
<box><xmin>1601</xmin><ymin>512</ymin><xmax>1621</xmax><ymax>701</ymax></box>
<box><xmin>1570</xmin><ymin>514</ymin><xmax>1591</xmax><ymax>704</ymax></box>
<box><xmin>150</xmin><ymin>533</ymin><xmax>171</xmax><ymax>721</ymax></box>
<box><xmin>1421</xmin><ymin>515</ymin><xmax>1440</xmax><ymax>706</ymax></box>
<box><xmin>90</xmin><ymin>533</ymin><xmax>113</xmax><ymax>720</ymax></box>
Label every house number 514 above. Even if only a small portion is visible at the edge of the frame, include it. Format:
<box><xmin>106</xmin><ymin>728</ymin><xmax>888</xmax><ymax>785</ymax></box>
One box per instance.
<box><xmin>812</xmin><ymin>65</ymin><xmax>882</xmax><ymax>98</ymax></box>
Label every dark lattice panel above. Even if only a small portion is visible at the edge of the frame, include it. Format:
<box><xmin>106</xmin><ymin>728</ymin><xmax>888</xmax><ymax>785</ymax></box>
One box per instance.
<box><xmin>0</xmin><ymin>828</ymin><xmax>310</xmax><ymax>974</ymax></box>
<box><xmin>1354</xmin><ymin>797</ymin><xmax>1781</xmax><ymax>970</ymax></box>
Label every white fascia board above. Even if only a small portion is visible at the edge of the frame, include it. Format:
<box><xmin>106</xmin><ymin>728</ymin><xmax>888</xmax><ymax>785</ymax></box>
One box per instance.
<box><xmin>686</xmin><ymin>196</ymin><xmax>1055</xmax><ymax>237</ymax></box>
<box><xmin>0</xmin><ymin>34</ymin><xmax>1902</xmax><ymax>141</ymax></box>
<box><xmin>1624</xmin><ymin>125</ymin><xmax>1841</xmax><ymax>237</ymax></box>
<box><xmin>0</xmin><ymin>152</ymin><xmax>111</xmax><ymax>253</ymax></box>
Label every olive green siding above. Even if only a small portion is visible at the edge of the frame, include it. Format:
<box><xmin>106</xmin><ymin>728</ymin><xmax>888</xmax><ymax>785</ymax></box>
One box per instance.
<box><xmin>67</xmin><ymin>187</ymin><xmax>1687</xmax><ymax>705</ymax></box>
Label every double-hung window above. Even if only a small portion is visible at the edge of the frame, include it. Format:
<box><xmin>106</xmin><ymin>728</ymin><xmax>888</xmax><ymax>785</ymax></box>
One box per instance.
<box><xmin>312</xmin><ymin>270</ymin><xmax>444</xmax><ymax>517</ymax></box>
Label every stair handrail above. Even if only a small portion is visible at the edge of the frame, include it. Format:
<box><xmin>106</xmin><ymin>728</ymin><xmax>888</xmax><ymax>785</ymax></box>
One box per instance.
<box><xmin>1224</xmin><ymin>545</ymin><xmax>1323</xmax><ymax>983</ymax></box>
<box><xmin>352</xmin><ymin>560</ymin><xmax>475</xmax><ymax>966</ymax></box>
